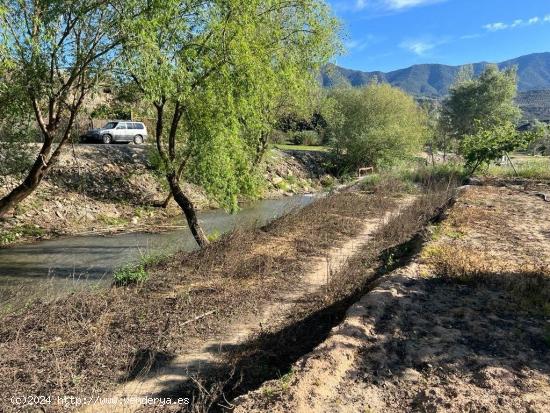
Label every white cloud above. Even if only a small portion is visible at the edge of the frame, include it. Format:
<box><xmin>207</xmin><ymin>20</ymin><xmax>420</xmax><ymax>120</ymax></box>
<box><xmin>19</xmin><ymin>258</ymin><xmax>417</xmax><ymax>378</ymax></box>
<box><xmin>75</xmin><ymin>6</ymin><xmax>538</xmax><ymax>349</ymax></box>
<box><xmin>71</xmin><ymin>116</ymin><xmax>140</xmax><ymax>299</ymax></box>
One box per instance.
<box><xmin>400</xmin><ymin>39</ymin><xmax>436</xmax><ymax>55</ymax></box>
<box><xmin>511</xmin><ymin>19</ymin><xmax>524</xmax><ymax>28</ymax></box>
<box><xmin>345</xmin><ymin>0</ymin><xmax>445</xmax><ymax>12</ymax></box>
<box><xmin>483</xmin><ymin>14</ymin><xmax>550</xmax><ymax>31</ymax></box>
<box><xmin>345</xmin><ymin>34</ymin><xmax>379</xmax><ymax>52</ymax></box>
<box><xmin>385</xmin><ymin>0</ymin><xmax>442</xmax><ymax>9</ymax></box>
<box><xmin>484</xmin><ymin>22</ymin><xmax>508</xmax><ymax>31</ymax></box>
<box><xmin>460</xmin><ymin>33</ymin><xmax>482</xmax><ymax>40</ymax></box>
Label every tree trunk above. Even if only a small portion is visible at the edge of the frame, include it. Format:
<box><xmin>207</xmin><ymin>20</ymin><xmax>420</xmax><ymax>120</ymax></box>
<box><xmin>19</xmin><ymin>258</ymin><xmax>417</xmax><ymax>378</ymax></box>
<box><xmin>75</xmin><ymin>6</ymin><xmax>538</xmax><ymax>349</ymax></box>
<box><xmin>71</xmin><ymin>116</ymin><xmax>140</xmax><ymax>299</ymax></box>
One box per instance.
<box><xmin>0</xmin><ymin>153</ymin><xmax>50</xmax><ymax>218</ymax></box>
<box><xmin>152</xmin><ymin>192</ymin><xmax>172</xmax><ymax>208</ymax></box>
<box><xmin>167</xmin><ymin>174</ymin><xmax>209</xmax><ymax>248</ymax></box>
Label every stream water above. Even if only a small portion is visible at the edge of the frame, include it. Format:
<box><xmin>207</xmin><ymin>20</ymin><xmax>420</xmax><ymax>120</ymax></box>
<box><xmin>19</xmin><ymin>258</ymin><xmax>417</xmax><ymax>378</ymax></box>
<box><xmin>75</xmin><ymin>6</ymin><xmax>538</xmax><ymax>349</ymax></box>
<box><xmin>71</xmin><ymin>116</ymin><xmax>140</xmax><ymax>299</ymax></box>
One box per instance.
<box><xmin>0</xmin><ymin>195</ymin><xmax>316</xmax><ymax>308</ymax></box>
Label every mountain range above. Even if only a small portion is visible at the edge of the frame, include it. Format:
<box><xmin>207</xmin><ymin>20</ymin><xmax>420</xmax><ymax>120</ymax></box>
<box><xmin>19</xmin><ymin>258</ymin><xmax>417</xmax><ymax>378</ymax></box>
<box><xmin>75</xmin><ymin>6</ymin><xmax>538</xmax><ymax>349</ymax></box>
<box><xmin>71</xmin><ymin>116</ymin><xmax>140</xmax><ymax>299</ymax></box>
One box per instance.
<box><xmin>322</xmin><ymin>52</ymin><xmax>550</xmax><ymax>98</ymax></box>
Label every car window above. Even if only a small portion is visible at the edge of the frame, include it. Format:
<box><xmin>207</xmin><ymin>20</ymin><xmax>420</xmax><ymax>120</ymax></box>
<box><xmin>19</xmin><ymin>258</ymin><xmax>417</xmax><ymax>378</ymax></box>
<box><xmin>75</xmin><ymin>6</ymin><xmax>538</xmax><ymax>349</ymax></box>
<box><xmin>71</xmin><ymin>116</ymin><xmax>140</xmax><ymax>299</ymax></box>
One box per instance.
<box><xmin>116</xmin><ymin>123</ymin><xmax>127</xmax><ymax>129</ymax></box>
<box><xmin>103</xmin><ymin>122</ymin><xmax>118</xmax><ymax>129</ymax></box>
<box><xmin>135</xmin><ymin>123</ymin><xmax>145</xmax><ymax>130</ymax></box>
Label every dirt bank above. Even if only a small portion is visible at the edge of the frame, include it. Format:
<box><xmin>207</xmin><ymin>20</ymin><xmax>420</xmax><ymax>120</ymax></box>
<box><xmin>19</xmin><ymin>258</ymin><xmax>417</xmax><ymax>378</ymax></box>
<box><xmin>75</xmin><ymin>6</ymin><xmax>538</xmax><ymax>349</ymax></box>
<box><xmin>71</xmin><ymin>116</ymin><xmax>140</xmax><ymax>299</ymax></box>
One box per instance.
<box><xmin>234</xmin><ymin>184</ymin><xmax>550</xmax><ymax>413</ymax></box>
<box><xmin>0</xmin><ymin>145</ymin><xmax>332</xmax><ymax>246</ymax></box>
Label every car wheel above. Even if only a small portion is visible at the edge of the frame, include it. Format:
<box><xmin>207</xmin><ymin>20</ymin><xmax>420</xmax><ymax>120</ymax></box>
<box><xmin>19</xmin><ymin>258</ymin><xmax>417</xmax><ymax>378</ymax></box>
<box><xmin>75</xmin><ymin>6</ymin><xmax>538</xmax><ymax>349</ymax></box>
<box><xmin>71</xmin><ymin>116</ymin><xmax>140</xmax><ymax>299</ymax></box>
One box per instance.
<box><xmin>133</xmin><ymin>135</ymin><xmax>143</xmax><ymax>145</ymax></box>
<box><xmin>102</xmin><ymin>134</ymin><xmax>112</xmax><ymax>144</ymax></box>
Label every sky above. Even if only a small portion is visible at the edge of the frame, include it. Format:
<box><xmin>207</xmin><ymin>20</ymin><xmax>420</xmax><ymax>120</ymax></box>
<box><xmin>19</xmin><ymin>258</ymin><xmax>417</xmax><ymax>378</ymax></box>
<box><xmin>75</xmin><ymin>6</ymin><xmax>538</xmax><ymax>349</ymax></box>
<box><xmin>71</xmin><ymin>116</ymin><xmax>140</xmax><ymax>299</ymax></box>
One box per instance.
<box><xmin>328</xmin><ymin>0</ymin><xmax>550</xmax><ymax>72</ymax></box>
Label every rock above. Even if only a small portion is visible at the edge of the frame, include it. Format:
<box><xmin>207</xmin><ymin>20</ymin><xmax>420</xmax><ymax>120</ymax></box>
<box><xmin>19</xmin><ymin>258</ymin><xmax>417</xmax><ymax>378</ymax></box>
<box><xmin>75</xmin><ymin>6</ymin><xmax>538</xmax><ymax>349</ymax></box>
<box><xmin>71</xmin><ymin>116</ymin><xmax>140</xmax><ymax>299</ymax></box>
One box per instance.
<box><xmin>272</xmin><ymin>176</ymin><xmax>283</xmax><ymax>185</ymax></box>
<box><xmin>131</xmin><ymin>217</ymin><xmax>139</xmax><ymax>225</ymax></box>
<box><xmin>466</xmin><ymin>177</ymin><xmax>483</xmax><ymax>186</ymax></box>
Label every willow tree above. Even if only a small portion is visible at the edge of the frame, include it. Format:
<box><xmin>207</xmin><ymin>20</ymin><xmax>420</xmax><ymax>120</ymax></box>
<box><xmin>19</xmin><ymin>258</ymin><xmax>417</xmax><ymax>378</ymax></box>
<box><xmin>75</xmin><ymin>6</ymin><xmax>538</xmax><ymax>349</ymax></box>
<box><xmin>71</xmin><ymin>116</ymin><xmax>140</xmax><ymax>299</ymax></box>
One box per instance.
<box><xmin>0</xmin><ymin>0</ymin><xmax>121</xmax><ymax>217</ymax></box>
<box><xmin>122</xmin><ymin>0</ymin><xmax>339</xmax><ymax>247</ymax></box>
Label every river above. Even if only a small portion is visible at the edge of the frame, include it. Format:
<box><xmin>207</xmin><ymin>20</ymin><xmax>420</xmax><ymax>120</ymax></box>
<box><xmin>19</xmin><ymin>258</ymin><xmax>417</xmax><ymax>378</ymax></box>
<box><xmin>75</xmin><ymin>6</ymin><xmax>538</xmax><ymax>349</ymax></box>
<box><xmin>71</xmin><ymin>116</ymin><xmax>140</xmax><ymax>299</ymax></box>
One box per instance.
<box><xmin>0</xmin><ymin>195</ymin><xmax>316</xmax><ymax>310</ymax></box>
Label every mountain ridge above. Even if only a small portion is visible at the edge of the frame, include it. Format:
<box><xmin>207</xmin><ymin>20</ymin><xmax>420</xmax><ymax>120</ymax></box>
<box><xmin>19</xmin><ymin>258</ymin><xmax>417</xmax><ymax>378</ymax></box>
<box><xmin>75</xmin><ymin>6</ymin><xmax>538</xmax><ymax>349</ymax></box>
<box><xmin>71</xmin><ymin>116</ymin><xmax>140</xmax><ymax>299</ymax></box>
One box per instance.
<box><xmin>322</xmin><ymin>52</ymin><xmax>550</xmax><ymax>98</ymax></box>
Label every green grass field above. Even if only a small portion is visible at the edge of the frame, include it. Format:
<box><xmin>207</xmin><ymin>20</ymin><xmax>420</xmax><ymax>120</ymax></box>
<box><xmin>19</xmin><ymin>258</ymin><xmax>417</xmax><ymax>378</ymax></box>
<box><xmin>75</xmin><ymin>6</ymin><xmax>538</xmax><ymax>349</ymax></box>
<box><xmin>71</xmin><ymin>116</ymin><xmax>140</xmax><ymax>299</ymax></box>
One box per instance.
<box><xmin>273</xmin><ymin>144</ymin><xmax>329</xmax><ymax>152</ymax></box>
<box><xmin>487</xmin><ymin>155</ymin><xmax>550</xmax><ymax>180</ymax></box>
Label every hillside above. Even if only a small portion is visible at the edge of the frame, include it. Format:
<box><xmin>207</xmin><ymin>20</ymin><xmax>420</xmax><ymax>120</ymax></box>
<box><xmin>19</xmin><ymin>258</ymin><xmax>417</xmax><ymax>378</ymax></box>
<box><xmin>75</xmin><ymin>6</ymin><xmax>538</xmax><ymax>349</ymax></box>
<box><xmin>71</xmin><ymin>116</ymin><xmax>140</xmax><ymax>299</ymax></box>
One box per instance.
<box><xmin>322</xmin><ymin>52</ymin><xmax>550</xmax><ymax>97</ymax></box>
<box><xmin>516</xmin><ymin>90</ymin><xmax>550</xmax><ymax>120</ymax></box>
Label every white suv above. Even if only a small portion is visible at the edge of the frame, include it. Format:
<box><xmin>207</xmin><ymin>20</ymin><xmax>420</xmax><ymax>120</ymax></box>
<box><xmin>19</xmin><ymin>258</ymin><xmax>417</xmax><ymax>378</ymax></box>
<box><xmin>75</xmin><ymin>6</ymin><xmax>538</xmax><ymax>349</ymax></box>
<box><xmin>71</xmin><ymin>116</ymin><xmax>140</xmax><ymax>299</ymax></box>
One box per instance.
<box><xmin>82</xmin><ymin>121</ymin><xmax>148</xmax><ymax>144</ymax></box>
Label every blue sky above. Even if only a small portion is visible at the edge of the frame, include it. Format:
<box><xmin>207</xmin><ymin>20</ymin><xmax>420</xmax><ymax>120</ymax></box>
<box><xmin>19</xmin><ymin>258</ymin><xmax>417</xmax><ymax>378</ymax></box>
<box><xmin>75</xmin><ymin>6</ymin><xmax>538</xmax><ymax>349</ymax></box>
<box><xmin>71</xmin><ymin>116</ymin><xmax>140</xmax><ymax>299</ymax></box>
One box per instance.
<box><xmin>328</xmin><ymin>0</ymin><xmax>550</xmax><ymax>72</ymax></box>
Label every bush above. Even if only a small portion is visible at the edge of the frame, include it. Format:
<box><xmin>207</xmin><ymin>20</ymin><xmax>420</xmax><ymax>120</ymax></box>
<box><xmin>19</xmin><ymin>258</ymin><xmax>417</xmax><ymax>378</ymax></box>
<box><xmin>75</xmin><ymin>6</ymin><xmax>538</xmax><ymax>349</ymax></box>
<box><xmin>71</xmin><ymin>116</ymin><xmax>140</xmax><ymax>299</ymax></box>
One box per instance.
<box><xmin>325</xmin><ymin>84</ymin><xmax>428</xmax><ymax>173</ymax></box>
<box><xmin>112</xmin><ymin>252</ymin><xmax>167</xmax><ymax>286</ymax></box>
<box><xmin>290</xmin><ymin>130</ymin><xmax>320</xmax><ymax>146</ymax></box>
<box><xmin>269</xmin><ymin>130</ymin><xmax>290</xmax><ymax>144</ymax></box>
<box><xmin>113</xmin><ymin>263</ymin><xmax>148</xmax><ymax>286</ymax></box>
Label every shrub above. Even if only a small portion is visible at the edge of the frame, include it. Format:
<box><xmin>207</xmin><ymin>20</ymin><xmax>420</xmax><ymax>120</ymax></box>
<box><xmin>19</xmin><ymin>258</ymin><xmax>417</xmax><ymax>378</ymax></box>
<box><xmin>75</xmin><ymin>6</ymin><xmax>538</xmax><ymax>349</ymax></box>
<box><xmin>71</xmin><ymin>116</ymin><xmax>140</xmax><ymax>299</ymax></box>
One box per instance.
<box><xmin>113</xmin><ymin>263</ymin><xmax>148</xmax><ymax>286</ymax></box>
<box><xmin>325</xmin><ymin>83</ymin><xmax>428</xmax><ymax>173</ymax></box>
<box><xmin>290</xmin><ymin>130</ymin><xmax>320</xmax><ymax>146</ymax></box>
<box><xmin>269</xmin><ymin>130</ymin><xmax>290</xmax><ymax>145</ymax></box>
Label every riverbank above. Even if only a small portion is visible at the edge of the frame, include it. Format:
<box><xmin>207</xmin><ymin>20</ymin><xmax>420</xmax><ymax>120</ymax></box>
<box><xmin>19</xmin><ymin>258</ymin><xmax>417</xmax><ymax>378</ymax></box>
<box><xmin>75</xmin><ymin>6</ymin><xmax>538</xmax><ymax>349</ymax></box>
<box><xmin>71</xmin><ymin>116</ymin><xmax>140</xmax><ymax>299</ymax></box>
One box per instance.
<box><xmin>0</xmin><ymin>145</ymin><xmax>334</xmax><ymax>247</ymax></box>
<box><xmin>0</xmin><ymin>178</ymin><xmax>454</xmax><ymax>412</ymax></box>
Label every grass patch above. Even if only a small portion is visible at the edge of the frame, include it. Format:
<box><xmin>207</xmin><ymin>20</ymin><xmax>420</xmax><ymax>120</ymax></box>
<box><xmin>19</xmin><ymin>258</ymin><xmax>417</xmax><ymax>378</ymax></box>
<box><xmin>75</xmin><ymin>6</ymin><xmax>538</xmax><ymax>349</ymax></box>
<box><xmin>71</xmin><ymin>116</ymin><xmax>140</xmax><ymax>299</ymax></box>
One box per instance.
<box><xmin>273</xmin><ymin>144</ymin><xmax>329</xmax><ymax>152</ymax></box>
<box><xmin>113</xmin><ymin>263</ymin><xmax>148</xmax><ymax>286</ymax></box>
<box><xmin>359</xmin><ymin>161</ymin><xmax>465</xmax><ymax>195</ymax></box>
<box><xmin>208</xmin><ymin>229</ymin><xmax>222</xmax><ymax>243</ymax></box>
<box><xmin>97</xmin><ymin>214</ymin><xmax>130</xmax><ymax>227</ymax></box>
<box><xmin>0</xmin><ymin>224</ymin><xmax>45</xmax><ymax>245</ymax></box>
<box><xmin>422</xmin><ymin>243</ymin><xmax>550</xmax><ymax>314</ymax></box>
<box><xmin>486</xmin><ymin>158</ymin><xmax>550</xmax><ymax>180</ymax></box>
<box><xmin>113</xmin><ymin>251</ymin><xmax>169</xmax><ymax>286</ymax></box>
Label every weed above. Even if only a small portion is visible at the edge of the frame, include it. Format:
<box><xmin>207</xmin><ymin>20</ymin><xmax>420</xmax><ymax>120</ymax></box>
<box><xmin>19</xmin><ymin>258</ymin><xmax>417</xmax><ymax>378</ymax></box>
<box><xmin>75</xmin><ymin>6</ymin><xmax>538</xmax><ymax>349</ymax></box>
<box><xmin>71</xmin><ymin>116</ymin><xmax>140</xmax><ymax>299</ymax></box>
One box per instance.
<box><xmin>286</xmin><ymin>175</ymin><xmax>298</xmax><ymax>186</ymax></box>
<box><xmin>486</xmin><ymin>158</ymin><xmax>550</xmax><ymax>180</ymax></box>
<box><xmin>208</xmin><ymin>229</ymin><xmax>222</xmax><ymax>243</ymax></box>
<box><xmin>97</xmin><ymin>214</ymin><xmax>129</xmax><ymax>226</ymax></box>
<box><xmin>0</xmin><ymin>224</ymin><xmax>45</xmax><ymax>245</ymax></box>
<box><xmin>113</xmin><ymin>251</ymin><xmax>170</xmax><ymax>286</ymax></box>
<box><xmin>113</xmin><ymin>263</ymin><xmax>148</xmax><ymax>286</ymax></box>
<box><xmin>276</xmin><ymin>180</ymin><xmax>291</xmax><ymax>192</ymax></box>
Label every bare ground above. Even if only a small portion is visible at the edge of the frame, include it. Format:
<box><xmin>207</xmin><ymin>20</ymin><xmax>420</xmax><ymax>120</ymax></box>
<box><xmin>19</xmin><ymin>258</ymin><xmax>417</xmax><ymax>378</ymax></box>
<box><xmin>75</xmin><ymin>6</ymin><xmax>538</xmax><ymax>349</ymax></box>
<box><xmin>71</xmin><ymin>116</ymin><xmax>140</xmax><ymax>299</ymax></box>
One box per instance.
<box><xmin>234</xmin><ymin>184</ymin><xmax>550</xmax><ymax>413</ymax></box>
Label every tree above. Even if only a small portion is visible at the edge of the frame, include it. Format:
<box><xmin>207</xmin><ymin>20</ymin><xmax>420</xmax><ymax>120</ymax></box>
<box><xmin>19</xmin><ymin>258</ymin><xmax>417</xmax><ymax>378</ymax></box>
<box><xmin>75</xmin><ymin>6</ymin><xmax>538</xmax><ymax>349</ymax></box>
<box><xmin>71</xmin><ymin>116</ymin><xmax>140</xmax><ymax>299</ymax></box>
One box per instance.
<box><xmin>326</xmin><ymin>83</ymin><xmax>428</xmax><ymax>172</ymax></box>
<box><xmin>0</xmin><ymin>54</ymin><xmax>35</xmax><ymax>189</ymax></box>
<box><xmin>122</xmin><ymin>0</ymin><xmax>339</xmax><ymax>247</ymax></box>
<box><xmin>0</xmin><ymin>0</ymin><xmax>121</xmax><ymax>217</ymax></box>
<box><xmin>460</xmin><ymin>121</ymin><xmax>536</xmax><ymax>174</ymax></box>
<box><xmin>441</xmin><ymin>65</ymin><xmax>521</xmax><ymax>140</ymax></box>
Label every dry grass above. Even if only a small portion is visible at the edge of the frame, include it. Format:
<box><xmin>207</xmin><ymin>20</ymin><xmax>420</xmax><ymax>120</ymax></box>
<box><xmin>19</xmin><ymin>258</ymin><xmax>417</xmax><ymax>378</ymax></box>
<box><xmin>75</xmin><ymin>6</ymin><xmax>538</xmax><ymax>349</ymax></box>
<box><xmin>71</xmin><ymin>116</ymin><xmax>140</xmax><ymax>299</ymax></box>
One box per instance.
<box><xmin>421</xmin><ymin>184</ymin><xmax>550</xmax><ymax>314</ymax></box>
<box><xmin>0</xmin><ymin>187</ymin><xmax>403</xmax><ymax>412</ymax></box>
<box><xmin>210</xmin><ymin>183</ymin><xmax>458</xmax><ymax>410</ymax></box>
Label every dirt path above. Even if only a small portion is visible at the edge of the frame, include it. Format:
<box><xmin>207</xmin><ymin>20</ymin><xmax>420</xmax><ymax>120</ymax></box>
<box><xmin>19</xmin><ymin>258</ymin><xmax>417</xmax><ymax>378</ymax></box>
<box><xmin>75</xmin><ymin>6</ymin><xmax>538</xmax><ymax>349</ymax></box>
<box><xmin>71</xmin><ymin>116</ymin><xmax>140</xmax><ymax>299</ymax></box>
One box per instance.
<box><xmin>82</xmin><ymin>197</ymin><xmax>416</xmax><ymax>412</ymax></box>
<box><xmin>233</xmin><ymin>185</ymin><xmax>550</xmax><ymax>413</ymax></box>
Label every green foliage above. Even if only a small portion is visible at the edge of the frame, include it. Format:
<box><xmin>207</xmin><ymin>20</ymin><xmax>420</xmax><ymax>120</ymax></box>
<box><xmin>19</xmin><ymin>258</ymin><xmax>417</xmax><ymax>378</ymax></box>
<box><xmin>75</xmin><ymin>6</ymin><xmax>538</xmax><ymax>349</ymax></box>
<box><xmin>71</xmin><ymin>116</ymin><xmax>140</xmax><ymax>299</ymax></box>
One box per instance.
<box><xmin>122</xmin><ymin>0</ymin><xmax>340</xmax><ymax>213</ymax></box>
<box><xmin>291</xmin><ymin>130</ymin><xmax>321</xmax><ymax>146</ymax></box>
<box><xmin>359</xmin><ymin>161</ymin><xmax>465</xmax><ymax>194</ymax></box>
<box><xmin>207</xmin><ymin>229</ymin><xmax>222</xmax><ymax>243</ymax></box>
<box><xmin>487</xmin><ymin>158</ymin><xmax>550</xmax><ymax>180</ymax></box>
<box><xmin>0</xmin><ymin>55</ymin><xmax>36</xmax><ymax>186</ymax></box>
<box><xmin>460</xmin><ymin>122</ymin><xmax>534</xmax><ymax>174</ymax></box>
<box><xmin>113</xmin><ymin>251</ymin><xmax>168</xmax><ymax>286</ymax></box>
<box><xmin>97</xmin><ymin>214</ymin><xmax>129</xmax><ymax>227</ymax></box>
<box><xmin>326</xmin><ymin>83</ymin><xmax>428</xmax><ymax>172</ymax></box>
<box><xmin>441</xmin><ymin>65</ymin><xmax>521</xmax><ymax>139</ymax></box>
<box><xmin>273</xmin><ymin>144</ymin><xmax>329</xmax><ymax>152</ymax></box>
<box><xmin>0</xmin><ymin>225</ymin><xmax>44</xmax><ymax>245</ymax></box>
<box><xmin>113</xmin><ymin>263</ymin><xmax>148</xmax><ymax>286</ymax></box>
